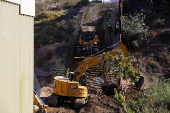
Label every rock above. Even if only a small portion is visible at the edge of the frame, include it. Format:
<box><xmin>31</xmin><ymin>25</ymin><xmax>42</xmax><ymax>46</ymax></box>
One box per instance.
<box><xmin>33</xmin><ymin>105</ymin><xmax>39</xmax><ymax>113</ymax></box>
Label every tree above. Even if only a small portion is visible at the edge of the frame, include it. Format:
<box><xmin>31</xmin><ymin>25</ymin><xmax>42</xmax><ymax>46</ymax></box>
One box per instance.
<box><xmin>103</xmin><ymin>49</ymin><xmax>141</xmax><ymax>87</ymax></box>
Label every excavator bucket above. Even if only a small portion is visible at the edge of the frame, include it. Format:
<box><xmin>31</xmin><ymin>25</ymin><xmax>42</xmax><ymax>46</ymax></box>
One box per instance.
<box><xmin>118</xmin><ymin>42</ymin><xmax>128</xmax><ymax>57</ymax></box>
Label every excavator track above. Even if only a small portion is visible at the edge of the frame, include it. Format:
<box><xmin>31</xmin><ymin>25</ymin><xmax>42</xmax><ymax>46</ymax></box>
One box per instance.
<box><xmin>48</xmin><ymin>94</ymin><xmax>59</xmax><ymax>107</ymax></box>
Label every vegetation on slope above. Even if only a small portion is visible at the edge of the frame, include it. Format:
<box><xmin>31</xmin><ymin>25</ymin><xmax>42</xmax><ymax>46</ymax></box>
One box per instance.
<box><xmin>103</xmin><ymin>50</ymin><xmax>141</xmax><ymax>82</ymax></box>
<box><xmin>122</xmin><ymin>13</ymin><xmax>149</xmax><ymax>48</ymax></box>
<box><xmin>34</xmin><ymin>11</ymin><xmax>64</xmax><ymax>45</ymax></box>
<box><xmin>126</xmin><ymin>77</ymin><xmax>170</xmax><ymax>113</ymax></box>
<box><xmin>63</xmin><ymin>0</ymin><xmax>89</xmax><ymax>9</ymax></box>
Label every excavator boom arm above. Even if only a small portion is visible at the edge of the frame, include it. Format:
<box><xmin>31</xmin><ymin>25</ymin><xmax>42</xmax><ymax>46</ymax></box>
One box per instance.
<box><xmin>74</xmin><ymin>42</ymin><xmax>128</xmax><ymax>81</ymax></box>
<box><xmin>34</xmin><ymin>91</ymin><xmax>48</xmax><ymax>113</ymax></box>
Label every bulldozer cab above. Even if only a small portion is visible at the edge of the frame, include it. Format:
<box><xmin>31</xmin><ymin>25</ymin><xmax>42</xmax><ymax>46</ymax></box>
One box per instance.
<box><xmin>81</xmin><ymin>26</ymin><xmax>96</xmax><ymax>41</ymax></box>
<box><xmin>75</xmin><ymin>26</ymin><xmax>99</xmax><ymax>60</ymax></box>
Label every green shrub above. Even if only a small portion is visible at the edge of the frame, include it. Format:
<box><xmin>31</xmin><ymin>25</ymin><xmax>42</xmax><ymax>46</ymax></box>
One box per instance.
<box><xmin>35</xmin><ymin>25</ymin><xmax>62</xmax><ymax>45</ymax></box>
<box><xmin>35</xmin><ymin>11</ymin><xmax>63</xmax><ymax>21</ymax></box>
<box><xmin>151</xmin><ymin>18</ymin><xmax>165</xmax><ymax>29</ymax></box>
<box><xmin>122</xmin><ymin>13</ymin><xmax>149</xmax><ymax>48</ymax></box>
<box><xmin>56</xmin><ymin>22</ymin><xmax>65</xmax><ymax>29</ymax></box>
<box><xmin>41</xmin><ymin>19</ymin><xmax>58</xmax><ymax>26</ymax></box>
<box><xmin>126</xmin><ymin>77</ymin><xmax>170</xmax><ymax>113</ymax></box>
<box><xmin>128</xmin><ymin>100</ymin><xmax>140</xmax><ymax>113</ymax></box>
<box><xmin>63</xmin><ymin>0</ymin><xmax>80</xmax><ymax>9</ymax></box>
<box><xmin>34</xmin><ymin>12</ymin><xmax>64</xmax><ymax>45</ymax></box>
<box><xmin>52</xmin><ymin>63</ymin><xmax>66</xmax><ymax>76</ymax></box>
<box><xmin>154</xmin><ymin>48</ymin><xmax>169</xmax><ymax>67</ymax></box>
<box><xmin>77</xmin><ymin>0</ymin><xmax>89</xmax><ymax>6</ymax></box>
<box><xmin>127</xmin><ymin>97</ymin><xmax>146</xmax><ymax>113</ymax></box>
<box><xmin>34</xmin><ymin>26</ymin><xmax>44</xmax><ymax>33</ymax></box>
<box><xmin>145</xmin><ymin>78</ymin><xmax>170</xmax><ymax>108</ymax></box>
<box><xmin>165</xmin><ymin>78</ymin><xmax>170</xmax><ymax>84</ymax></box>
<box><xmin>114</xmin><ymin>88</ymin><xmax>126</xmax><ymax>108</ymax></box>
<box><xmin>126</xmin><ymin>107</ymin><xmax>135</xmax><ymax>113</ymax></box>
<box><xmin>63</xmin><ymin>0</ymin><xmax>89</xmax><ymax>9</ymax></box>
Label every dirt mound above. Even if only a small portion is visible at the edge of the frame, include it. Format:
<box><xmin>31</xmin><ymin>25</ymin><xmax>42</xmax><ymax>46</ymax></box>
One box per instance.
<box><xmin>80</xmin><ymin>94</ymin><xmax>123</xmax><ymax>113</ymax></box>
<box><xmin>46</xmin><ymin>94</ymin><xmax>123</xmax><ymax>113</ymax></box>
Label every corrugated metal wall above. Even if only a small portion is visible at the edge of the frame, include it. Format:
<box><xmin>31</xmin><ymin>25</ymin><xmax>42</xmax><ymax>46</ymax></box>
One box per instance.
<box><xmin>0</xmin><ymin>1</ymin><xmax>34</xmax><ymax>113</ymax></box>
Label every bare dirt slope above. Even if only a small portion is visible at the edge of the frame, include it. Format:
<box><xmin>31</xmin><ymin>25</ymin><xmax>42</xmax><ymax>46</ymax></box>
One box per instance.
<box><xmin>81</xmin><ymin>3</ymin><xmax>115</xmax><ymax>26</ymax></box>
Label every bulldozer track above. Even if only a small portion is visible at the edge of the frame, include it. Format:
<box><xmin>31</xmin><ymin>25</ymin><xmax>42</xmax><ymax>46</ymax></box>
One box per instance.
<box><xmin>86</xmin><ymin>63</ymin><xmax>104</xmax><ymax>94</ymax></box>
<box><xmin>86</xmin><ymin>61</ymin><xmax>118</xmax><ymax>95</ymax></box>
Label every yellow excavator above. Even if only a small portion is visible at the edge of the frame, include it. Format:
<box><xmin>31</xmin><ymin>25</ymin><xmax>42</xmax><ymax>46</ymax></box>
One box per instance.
<box><xmin>34</xmin><ymin>91</ymin><xmax>48</xmax><ymax>113</ymax></box>
<box><xmin>48</xmin><ymin>42</ymin><xmax>128</xmax><ymax>108</ymax></box>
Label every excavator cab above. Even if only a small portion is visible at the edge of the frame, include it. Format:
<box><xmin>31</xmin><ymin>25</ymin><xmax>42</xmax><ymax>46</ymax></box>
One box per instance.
<box><xmin>68</xmin><ymin>71</ymin><xmax>86</xmax><ymax>86</ymax></box>
<box><xmin>68</xmin><ymin>72</ymin><xmax>75</xmax><ymax>81</ymax></box>
<box><xmin>79</xmin><ymin>74</ymin><xmax>86</xmax><ymax>86</ymax></box>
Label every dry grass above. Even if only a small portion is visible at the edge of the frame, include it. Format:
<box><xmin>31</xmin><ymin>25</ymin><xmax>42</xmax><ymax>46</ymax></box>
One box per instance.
<box><xmin>35</xmin><ymin>11</ymin><xmax>63</xmax><ymax>21</ymax></box>
<box><xmin>63</xmin><ymin>0</ymin><xmax>89</xmax><ymax>9</ymax></box>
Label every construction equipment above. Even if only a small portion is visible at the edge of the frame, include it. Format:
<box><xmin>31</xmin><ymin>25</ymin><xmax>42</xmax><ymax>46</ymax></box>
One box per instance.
<box><xmin>74</xmin><ymin>26</ymin><xmax>100</xmax><ymax>60</ymax></box>
<box><xmin>34</xmin><ymin>91</ymin><xmax>48</xmax><ymax>113</ymax></box>
<box><xmin>48</xmin><ymin>42</ymin><xmax>128</xmax><ymax>108</ymax></box>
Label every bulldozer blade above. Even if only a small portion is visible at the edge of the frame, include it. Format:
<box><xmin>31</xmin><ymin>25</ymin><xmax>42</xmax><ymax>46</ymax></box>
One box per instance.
<box><xmin>74</xmin><ymin>57</ymin><xmax>86</xmax><ymax>59</ymax></box>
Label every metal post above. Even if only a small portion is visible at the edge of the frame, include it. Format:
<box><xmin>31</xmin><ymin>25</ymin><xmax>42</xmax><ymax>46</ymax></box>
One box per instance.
<box><xmin>119</xmin><ymin>0</ymin><xmax>123</xmax><ymax>42</ymax></box>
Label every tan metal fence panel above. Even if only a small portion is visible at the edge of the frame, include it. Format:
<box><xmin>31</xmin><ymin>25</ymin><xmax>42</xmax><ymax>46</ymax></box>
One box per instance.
<box><xmin>0</xmin><ymin>1</ymin><xmax>34</xmax><ymax>113</ymax></box>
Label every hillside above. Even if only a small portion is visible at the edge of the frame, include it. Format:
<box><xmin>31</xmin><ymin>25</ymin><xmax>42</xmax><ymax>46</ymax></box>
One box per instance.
<box><xmin>34</xmin><ymin>0</ymin><xmax>170</xmax><ymax>113</ymax></box>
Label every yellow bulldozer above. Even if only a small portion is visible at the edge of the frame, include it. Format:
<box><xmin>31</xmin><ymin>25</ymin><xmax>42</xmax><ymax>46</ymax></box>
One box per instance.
<box><xmin>74</xmin><ymin>26</ymin><xmax>100</xmax><ymax>60</ymax></box>
<box><xmin>48</xmin><ymin>42</ymin><xmax>128</xmax><ymax>108</ymax></box>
